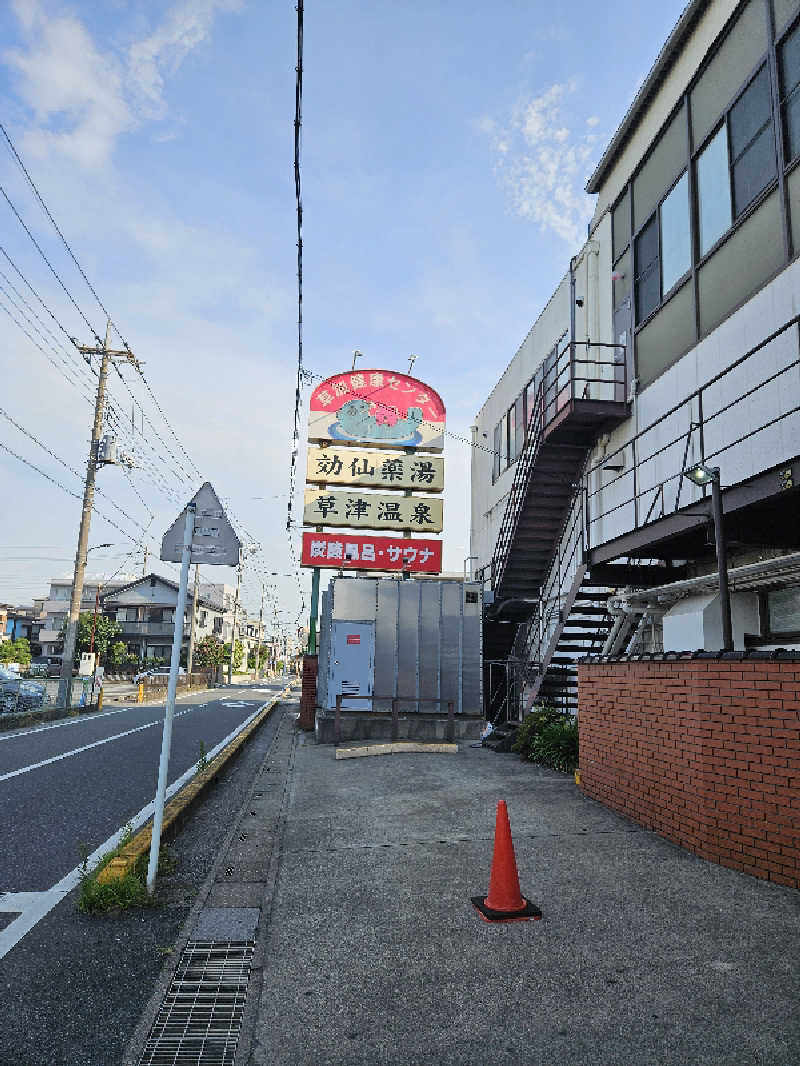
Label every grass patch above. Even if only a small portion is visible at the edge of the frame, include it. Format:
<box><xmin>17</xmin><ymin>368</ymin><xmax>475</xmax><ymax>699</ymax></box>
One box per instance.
<box><xmin>77</xmin><ymin>824</ymin><xmax>173</xmax><ymax>914</ymax></box>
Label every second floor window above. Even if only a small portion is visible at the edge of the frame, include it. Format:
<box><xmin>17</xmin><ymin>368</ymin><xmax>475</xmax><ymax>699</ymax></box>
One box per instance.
<box><xmin>635</xmin><ymin>171</ymin><xmax>691</xmax><ymax>324</ymax></box>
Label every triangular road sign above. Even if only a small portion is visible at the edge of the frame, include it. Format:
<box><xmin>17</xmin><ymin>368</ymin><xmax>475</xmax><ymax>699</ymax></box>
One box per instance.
<box><xmin>161</xmin><ymin>481</ymin><xmax>242</xmax><ymax>566</ymax></box>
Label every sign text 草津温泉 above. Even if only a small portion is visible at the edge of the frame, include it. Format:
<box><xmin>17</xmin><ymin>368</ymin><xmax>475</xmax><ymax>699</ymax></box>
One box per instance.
<box><xmin>303</xmin><ymin>489</ymin><xmax>443</xmax><ymax>533</ymax></box>
<box><xmin>300</xmin><ymin>532</ymin><xmax>442</xmax><ymax>573</ymax></box>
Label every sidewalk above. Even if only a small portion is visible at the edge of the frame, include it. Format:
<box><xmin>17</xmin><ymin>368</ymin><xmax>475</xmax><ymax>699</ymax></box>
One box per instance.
<box><xmin>132</xmin><ymin>702</ymin><xmax>800</xmax><ymax>1066</ymax></box>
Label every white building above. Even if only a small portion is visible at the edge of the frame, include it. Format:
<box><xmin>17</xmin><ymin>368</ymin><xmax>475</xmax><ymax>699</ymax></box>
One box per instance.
<box><xmin>472</xmin><ymin>0</ymin><xmax>800</xmax><ymax>718</ymax></box>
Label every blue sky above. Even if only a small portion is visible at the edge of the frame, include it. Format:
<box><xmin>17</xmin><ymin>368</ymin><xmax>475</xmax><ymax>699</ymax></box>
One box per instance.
<box><xmin>0</xmin><ymin>0</ymin><xmax>685</xmax><ymax>627</ymax></box>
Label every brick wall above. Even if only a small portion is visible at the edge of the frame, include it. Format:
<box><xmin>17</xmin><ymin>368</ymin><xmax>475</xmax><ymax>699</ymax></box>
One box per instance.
<box><xmin>577</xmin><ymin>659</ymin><xmax>800</xmax><ymax>890</ymax></box>
<box><xmin>298</xmin><ymin>654</ymin><xmax>318</xmax><ymax>731</ymax></box>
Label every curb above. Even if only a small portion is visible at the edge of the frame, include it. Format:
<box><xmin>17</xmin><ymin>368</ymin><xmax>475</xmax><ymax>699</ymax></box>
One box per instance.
<box><xmin>335</xmin><ymin>741</ymin><xmax>459</xmax><ymax>759</ymax></box>
<box><xmin>97</xmin><ymin>684</ymin><xmax>294</xmax><ymax>885</ymax></box>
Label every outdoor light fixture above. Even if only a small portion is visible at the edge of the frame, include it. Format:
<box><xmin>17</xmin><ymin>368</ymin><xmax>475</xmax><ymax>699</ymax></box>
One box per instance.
<box><xmin>682</xmin><ymin>462</ymin><xmax>732</xmax><ymax>651</ymax></box>
<box><xmin>683</xmin><ymin>461</ymin><xmax>719</xmax><ymax>487</ymax></box>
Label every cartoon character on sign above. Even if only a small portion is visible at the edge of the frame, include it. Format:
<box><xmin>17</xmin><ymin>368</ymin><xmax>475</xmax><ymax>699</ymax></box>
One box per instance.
<box><xmin>335</xmin><ymin>399</ymin><xmax>423</xmax><ymax>445</ymax></box>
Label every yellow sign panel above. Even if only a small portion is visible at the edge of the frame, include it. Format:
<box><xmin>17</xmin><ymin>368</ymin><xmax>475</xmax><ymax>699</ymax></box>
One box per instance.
<box><xmin>303</xmin><ymin>489</ymin><xmax>443</xmax><ymax>533</ymax></box>
<box><xmin>306</xmin><ymin>447</ymin><xmax>444</xmax><ymax>492</ymax></box>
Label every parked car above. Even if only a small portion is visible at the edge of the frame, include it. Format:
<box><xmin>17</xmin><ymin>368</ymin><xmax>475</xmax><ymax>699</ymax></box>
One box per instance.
<box><xmin>0</xmin><ymin>666</ymin><xmax>47</xmax><ymax>714</ymax></box>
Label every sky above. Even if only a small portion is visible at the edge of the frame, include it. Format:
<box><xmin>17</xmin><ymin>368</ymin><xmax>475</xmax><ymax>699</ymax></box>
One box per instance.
<box><xmin>0</xmin><ymin>0</ymin><xmax>686</xmax><ymax>633</ymax></box>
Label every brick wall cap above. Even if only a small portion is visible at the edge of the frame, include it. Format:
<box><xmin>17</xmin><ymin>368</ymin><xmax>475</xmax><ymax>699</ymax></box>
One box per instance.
<box><xmin>582</xmin><ymin>648</ymin><xmax>800</xmax><ymax>664</ymax></box>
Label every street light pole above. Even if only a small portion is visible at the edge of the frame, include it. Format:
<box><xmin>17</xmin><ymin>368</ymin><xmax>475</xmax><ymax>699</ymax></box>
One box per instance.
<box><xmin>710</xmin><ymin>476</ymin><xmax>733</xmax><ymax>652</ymax></box>
<box><xmin>227</xmin><ymin>561</ymin><xmax>242</xmax><ymax>684</ymax></box>
<box><xmin>186</xmin><ymin>564</ymin><xmax>200</xmax><ymax>674</ymax></box>
<box><xmin>254</xmin><ymin>582</ymin><xmax>265</xmax><ymax>679</ymax></box>
<box><xmin>683</xmin><ymin>462</ymin><xmax>733</xmax><ymax>652</ymax></box>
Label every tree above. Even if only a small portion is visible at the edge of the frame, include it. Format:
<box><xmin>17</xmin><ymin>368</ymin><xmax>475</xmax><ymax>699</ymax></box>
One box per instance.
<box><xmin>223</xmin><ymin>640</ymin><xmax>244</xmax><ymax>671</ymax></box>
<box><xmin>109</xmin><ymin>641</ymin><xmax>128</xmax><ymax>667</ymax></box>
<box><xmin>61</xmin><ymin>613</ymin><xmax>121</xmax><ymax>662</ymax></box>
<box><xmin>194</xmin><ymin>635</ymin><xmax>225</xmax><ymax>668</ymax></box>
<box><xmin>0</xmin><ymin>638</ymin><xmax>31</xmax><ymax>666</ymax></box>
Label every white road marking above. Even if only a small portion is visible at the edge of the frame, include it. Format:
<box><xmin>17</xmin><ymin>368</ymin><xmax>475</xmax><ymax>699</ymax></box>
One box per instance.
<box><xmin>0</xmin><ymin>714</ymin><xmax>187</xmax><ymax>783</ymax></box>
<box><xmin>0</xmin><ymin>704</ymin><xmax>137</xmax><ymax>742</ymax></box>
<box><xmin>0</xmin><ymin>696</ymin><xmax>281</xmax><ymax>960</ymax></box>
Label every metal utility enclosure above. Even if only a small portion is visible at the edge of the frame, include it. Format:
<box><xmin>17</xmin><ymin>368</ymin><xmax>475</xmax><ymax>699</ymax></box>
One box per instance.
<box><xmin>317</xmin><ymin>576</ymin><xmax>482</xmax><ymax>714</ymax></box>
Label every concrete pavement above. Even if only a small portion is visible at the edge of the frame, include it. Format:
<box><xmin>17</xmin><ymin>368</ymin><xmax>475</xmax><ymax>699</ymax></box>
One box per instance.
<box><xmin>128</xmin><ymin>699</ymin><xmax>800</xmax><ymax>1065</ymax></box>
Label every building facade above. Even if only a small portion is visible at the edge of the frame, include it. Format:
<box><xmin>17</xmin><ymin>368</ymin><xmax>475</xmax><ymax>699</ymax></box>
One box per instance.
<box><xmin>472</xmin><ymin>0</ymin><xmax>800</xmax><ymax>719</ymax></box>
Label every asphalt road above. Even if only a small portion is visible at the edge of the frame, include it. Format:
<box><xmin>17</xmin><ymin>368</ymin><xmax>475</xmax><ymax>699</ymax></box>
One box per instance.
<box><xmin>0</xmin><ymin>682</ymin><xmax>285</xmax><ymax>900</ymax></box>
<box><xmin>0</xmin><ymin>689</ymin><xmax>296</xmax><ymax>1066</ymax></box>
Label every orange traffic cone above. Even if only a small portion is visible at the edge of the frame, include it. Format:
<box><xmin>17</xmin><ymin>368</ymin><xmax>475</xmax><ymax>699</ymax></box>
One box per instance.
<box><xmin>472</xmin><ymin>800</ymin><xmax>542</xmax><ymax>922</ymax></box>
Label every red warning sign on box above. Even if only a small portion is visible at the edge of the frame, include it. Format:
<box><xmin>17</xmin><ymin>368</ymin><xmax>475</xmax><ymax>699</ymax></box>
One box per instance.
<box><xmin>346</xmin><ymin>634</ymin><xmax>361</xmax><ymax>644</ymax></box>
<box><xmin>301</xmin><ymin>532</ymin><xmax>442</xmax><ymax>573</ymax></box>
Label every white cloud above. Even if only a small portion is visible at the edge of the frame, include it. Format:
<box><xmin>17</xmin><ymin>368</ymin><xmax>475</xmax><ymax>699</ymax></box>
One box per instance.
<box><xmin>5</xmin><ymin>0</ymin><xmax>131</xmax><ymax>169</ymax></box>
<box><xmin>127</xmin><ymin>0</ymin><xmax>244</xmax><ymax>118</ymax></box>
<box><xmin>484</xmin><ymin>80</ymin><xmax>599</xmax><ymax>251</ymax></box>
<box><xmin>4</xmin><ymin>0</ymin><xmax>244</xmax><ymax>169</ymax></box>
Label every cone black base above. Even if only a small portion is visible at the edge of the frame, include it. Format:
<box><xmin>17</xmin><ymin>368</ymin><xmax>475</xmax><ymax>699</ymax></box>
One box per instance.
<box><xmin>471</xmin><ymin>895</ymin><xmax>542</xmax><ymax>922</ymax></box>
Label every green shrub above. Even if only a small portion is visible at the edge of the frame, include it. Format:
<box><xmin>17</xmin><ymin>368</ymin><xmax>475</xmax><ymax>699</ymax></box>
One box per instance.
<box><xmin>527</xmin><ymin>718</ymin><xmax>579</xmax><ymax>773</ymax></box>
<box><xmin>511</xmin><ymin>703</ymin><xmax>568</xmax><ymax>757</ymax></box>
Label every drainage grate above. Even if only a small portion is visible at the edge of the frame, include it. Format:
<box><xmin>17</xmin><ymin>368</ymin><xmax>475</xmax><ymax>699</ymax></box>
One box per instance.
<box><xmin>139</xmin><ymin>940</ymin><xmax>255</xmax><ymax>1066</ymax></box>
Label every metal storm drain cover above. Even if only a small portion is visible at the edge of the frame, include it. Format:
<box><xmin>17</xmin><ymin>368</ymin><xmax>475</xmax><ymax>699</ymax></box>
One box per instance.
<box><xmin>138</xmin><ymin>940</ymin><xmax>255</xmax><ymax>1065</ymax></box>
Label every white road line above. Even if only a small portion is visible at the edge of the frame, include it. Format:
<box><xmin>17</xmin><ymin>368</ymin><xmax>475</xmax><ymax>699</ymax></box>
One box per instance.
<box><xmin>0</xmin><ymin>687</ymin><xmax>218</xmax><ymax>743</ymax></box>
<box><xmin>0</xmin><ymin>698</ymin><xmax>276</xmax><ymax>960</ymax></box>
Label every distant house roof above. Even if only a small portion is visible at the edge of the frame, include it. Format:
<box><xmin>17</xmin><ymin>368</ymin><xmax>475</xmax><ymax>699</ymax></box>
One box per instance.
<box><xmin>585</xmin><ymin>0</ymin><xmax>706</xmax><ymax>194</ymax></box>
<box><xmin>102</xmin><ymin>573</ymin><xmax>219</xmax><ymax>612</ymax></box>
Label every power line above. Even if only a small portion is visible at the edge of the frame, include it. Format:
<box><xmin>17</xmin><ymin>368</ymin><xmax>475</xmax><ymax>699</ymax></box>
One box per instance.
<box><xmin>0</xmin><ymin>180</ymin><xmax>103</xmax><ymax>345</ymax></box>
<box><xmin>0</xmin><ymin>289</ymin><xmax>95</xmax><ymax>406</ymax></box>
<box><xmin>0</xmin><ymin>121</ymin><xmax>131</xmax><ymax>351</ymax></box>
<box><xmin>0</xmin><ymin>403</ymin><xmax>149</xmax><ymax>531</ymax></box>
<box><xmin>0</xmin><ymin>436</ymin><xmax>138</xmax><ymax>543</ymax></box>
<box><xmin>287</xmin><ymin>0</ymin><xmax>304</xmax><ymax>534</ymax></box>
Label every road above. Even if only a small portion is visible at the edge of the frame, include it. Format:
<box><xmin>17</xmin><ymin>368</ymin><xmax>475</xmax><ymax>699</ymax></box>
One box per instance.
<box><xmin>0</xmin><ymin>679</ymin><xmax>288</xmax><ymax>957</ymax></box>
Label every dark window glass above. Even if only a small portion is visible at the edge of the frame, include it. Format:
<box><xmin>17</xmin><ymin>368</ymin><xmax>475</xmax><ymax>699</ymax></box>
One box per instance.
<box><xmin>492</xmin><ymin>423</ymin><xmax>500</xmax><ymax>482</ymax></box>
<box><xmin>728</xmin><ymin>66</ymin><xmax>775</xmax><ymax>217</ymax></box>
<box><xmin>634</xmin><ymin>215</ymin><xmax>659</xmax><ymax>322</ymax></box>
<box><xmin>784</xmin><ymin>87</ymin><xmax>800</xmax><ymax>159</ymax></box>
<box><xmin>635</xmin><ymin>263</ymin><xmax>660</xmax><ymax>322</ymax></box>
<box><xmin>781</xmin><ymin>22</ymin><xmax>800</xmax><ymax>162</ymax></box>
<box><xmin>768</xmin><ymin>586</ymin><xmax>800</xmax><ymax>631</ymax></box>
<box><xmin>729</xmin><ymin>66</ymin><xmax>771</xmax><ymax>158</ymax></box>
<box><xmin>514</xmin><ymin>395</ymin><xmax>525</xmax><ymax>455</ymax></box>
<box><xmin>507</xmin><ymin>405</ymin><xmax>516</xmax><ymax>464</ymax></box>
<box><xmin>732</xmin><ymin>123</ymin><xmax>776</xmax><ymax>215</ymax></box>
<box><xmin>780</xmin><ymin>20</ymin><xmax>800</xmax><ymax>98</ymax></box>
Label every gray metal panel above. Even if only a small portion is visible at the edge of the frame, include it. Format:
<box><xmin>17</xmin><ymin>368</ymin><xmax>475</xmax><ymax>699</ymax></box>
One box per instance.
<box><xmin>439</xmin><ymin>582</ymin><xmax>461</xmax><ymax>714</ymax></box>
<box><xmin>317</xmin><ymin>588</ymin><xmax>332</xmax><ymax>710</ymax></box>
<box><xmin>329</xmin><ymin>621</ymin><xmax>374</xmax><ymax>709</ymax></box>
<box><xmin>331</xmin><ymin>577</ymin><xmax>376</xmax><ymax>620</ymax></box>
<box><xmin>418</xmin><ymin>580</ymin><xmax>441</xmax><ymax>704</ymax></box>
<box><xmin>373</xmin><ymin>579</ymin><xmax>398</xmax><ymax>712</ymax></box>
<box><xmin>397</xmin><ymin>580</ymin><xmax>420</xmax><ymax>712</ymax></box>
<box><xmin>462</xmin><ymin>583</ymin><xmax>482</xmax><ymax>715</ymax></box>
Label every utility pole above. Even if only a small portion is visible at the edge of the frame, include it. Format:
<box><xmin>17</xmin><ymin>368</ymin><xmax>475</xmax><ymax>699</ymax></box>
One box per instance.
<box><xmin>142</xmin><ymin>546</ymin><xmax>149</xmax><ymax>577</ymax></box>
<box><xmin>186</xmin><ymin>564</ymin><xmax>200</xmax><ymax>674</ymax></box>
<box><xmin>58</xmin><ymin>321</ymin><xmax>138</xmax><ymax>708</ymax></box>
<box><xmin>254</xmin><ymin>582</ymin><xmax>265</xmax><ymax>679</ymax></box>
<box><xmin>227</xmin><ymin>561</ymin><xmax>242</xmax><ymax>684</ymax></box>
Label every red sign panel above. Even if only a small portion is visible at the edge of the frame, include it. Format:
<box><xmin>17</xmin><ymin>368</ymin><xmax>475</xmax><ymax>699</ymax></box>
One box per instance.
<box><xmin>346</xmin><ymin>634</ymin><xmax>361</xmax><ymax>645</ymax></box>
<box><xmin>301</xmin><ymin>532</ymin><xmax>442</xmax><ymax>573</ymax></box>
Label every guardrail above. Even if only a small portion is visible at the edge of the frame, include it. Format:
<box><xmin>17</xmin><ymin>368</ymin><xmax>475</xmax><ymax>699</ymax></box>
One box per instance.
<box><xmin>334</xmin><ymin>694</ymin><xmax>456</xmax><ymax>744</ymax></box>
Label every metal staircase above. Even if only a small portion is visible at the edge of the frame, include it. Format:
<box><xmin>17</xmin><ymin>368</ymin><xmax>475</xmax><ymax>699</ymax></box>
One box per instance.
<box><xmin>484</xmin><ymin>340</ymin><xmax>629</xmax><ymax>715</ymax></box>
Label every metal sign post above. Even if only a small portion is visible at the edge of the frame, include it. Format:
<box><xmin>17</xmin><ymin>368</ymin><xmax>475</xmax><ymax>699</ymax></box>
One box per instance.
<box><xmin>146</xmin><ymin>502</ymin><xmax>195</xmax><ymax>896</ymax></box>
